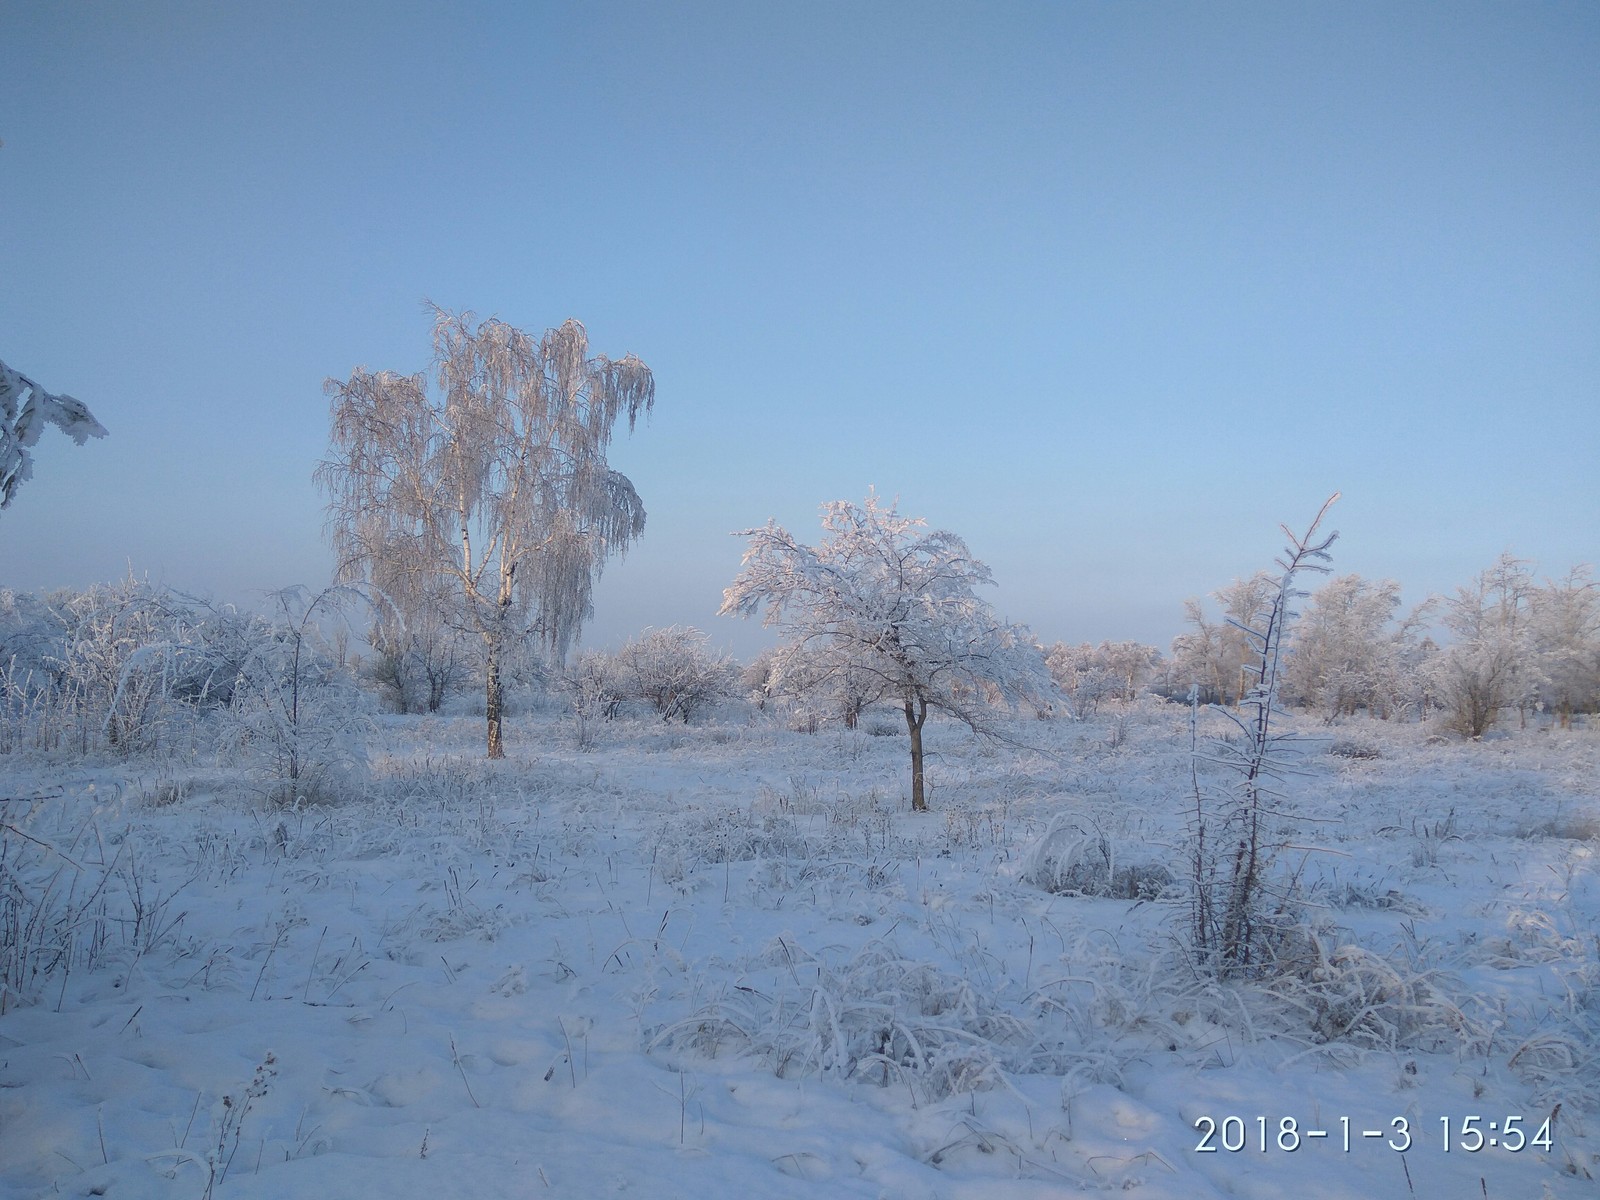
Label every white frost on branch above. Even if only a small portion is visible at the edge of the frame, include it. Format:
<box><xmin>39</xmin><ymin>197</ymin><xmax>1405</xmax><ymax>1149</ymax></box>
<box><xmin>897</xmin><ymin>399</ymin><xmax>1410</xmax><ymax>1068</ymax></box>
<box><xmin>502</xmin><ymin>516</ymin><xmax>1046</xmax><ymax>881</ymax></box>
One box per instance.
<box><xmin>0</xmin><ymin>358</ymin><xmax>108</xmax><ymax>510</ymax></box>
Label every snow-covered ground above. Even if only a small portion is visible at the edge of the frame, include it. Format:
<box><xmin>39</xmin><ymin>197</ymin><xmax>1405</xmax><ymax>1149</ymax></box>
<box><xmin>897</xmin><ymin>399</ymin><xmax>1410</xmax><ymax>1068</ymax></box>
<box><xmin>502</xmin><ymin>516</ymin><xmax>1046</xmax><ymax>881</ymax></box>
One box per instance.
<box><xmin>2</xmin><ymin>702</ymin><xmax>1596</xmax><ymax>1198</ymax></box>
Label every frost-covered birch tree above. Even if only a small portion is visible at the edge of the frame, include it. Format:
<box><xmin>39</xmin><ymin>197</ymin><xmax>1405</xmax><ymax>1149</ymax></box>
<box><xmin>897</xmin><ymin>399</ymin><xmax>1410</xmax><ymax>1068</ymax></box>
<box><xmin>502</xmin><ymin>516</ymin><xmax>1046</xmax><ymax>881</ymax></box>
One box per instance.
<box><xmin>720</xmin><ymin>494</ymin><xmax>1050</xmax><ymax>811</ymax></box>
<box><xmin>0</xmin><ymin>359</ymin><xmax>107</xmax><ymax>511</ymax></box>
<box><xmin>317</xmin><ymin>307</ymin><xmax>654</xmax><ymax>758</ymax></box>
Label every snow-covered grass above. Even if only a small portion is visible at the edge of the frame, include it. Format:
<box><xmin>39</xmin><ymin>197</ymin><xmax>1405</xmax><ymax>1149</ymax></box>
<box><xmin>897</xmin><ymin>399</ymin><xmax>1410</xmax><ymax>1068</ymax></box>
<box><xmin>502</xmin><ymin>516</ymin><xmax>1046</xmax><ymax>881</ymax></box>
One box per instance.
<box><xmin>2</xmin><ymin>705</ymin><xmax>1596</xmax><ymax>1197</ymax></box>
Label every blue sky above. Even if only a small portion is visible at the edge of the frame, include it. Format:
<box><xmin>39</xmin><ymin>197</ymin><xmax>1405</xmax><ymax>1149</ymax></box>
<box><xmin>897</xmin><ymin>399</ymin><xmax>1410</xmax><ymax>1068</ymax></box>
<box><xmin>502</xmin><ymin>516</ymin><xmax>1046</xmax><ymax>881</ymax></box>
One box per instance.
<box><xmin>2</xmin><ymin>1</ymin><xmax>1595</xmax><ymax>657</ymax></box>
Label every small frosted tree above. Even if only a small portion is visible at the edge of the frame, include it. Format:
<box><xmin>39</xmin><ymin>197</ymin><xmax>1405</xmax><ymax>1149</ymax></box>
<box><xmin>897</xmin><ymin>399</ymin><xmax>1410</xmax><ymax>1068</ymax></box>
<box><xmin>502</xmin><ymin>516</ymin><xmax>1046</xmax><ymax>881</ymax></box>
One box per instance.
<box><xmin>765</xmin><ymin>641</ymin><xmax>887</xmax><ymax>729</ymax></box>
<box><xmin>1281</xmin><ymin>575</ymin><xmax>1432</xmax><ymax>721</ymax></box>
<box><xmin>1528</xmin><ymin>566</ymin><xmax>1600</xmax><ymax>727</ymax></box>
<box><xmin>1427</xmin><ymin>553</ymin><xmax>1535</xmax><ymax>737</ymax></box>
<box><xmin>1044</xmin><ymin>642</ymin><xmax>1122</xmax><ymax>717</ymax></box>
<box><xmin>1188</xmin><ymin>495</ymin><xmax>1338</xmax><ymax>977</ymax></box>
<box><xmin>1044</xmin><ymin>640</ymin><xmax>1160</xmax><ymax>716</ymax></box>
<box><xmin>1171</xmin><ymin>575</ymin><xmax>1276</xmax><ymax>706</ymax></box>
<box><xmin>318</xmin><ymin>307</ymin><xmax>654</xmax><ymax>758</ymax></box>
<box><xmin>222</xmin><ymin>586</ymin><xmax>369</xmax><ymax>805</ymax></box>
<box><xmin>1</xmin><ymin>359</ymin><xmax>107</xmax><ymax>511</ymax></box>
<box><xmin>721</xmin><ymin>494</ymin><xmax>1050</xmax><ymax>811</ymax></box>
<box><xmin>613</xmin><ymin>626</ymin><xmax>735</xmax><ymax>723</ymax></box>
<box><xmin>1098</xmin><ymin>640</ymin><xmax>1164</xmax><ymax>702</ymax></box>
<box><xmin>363</xmin><ymin>596</ymin><xmax>469</xmax><ymax>715</ymax></box>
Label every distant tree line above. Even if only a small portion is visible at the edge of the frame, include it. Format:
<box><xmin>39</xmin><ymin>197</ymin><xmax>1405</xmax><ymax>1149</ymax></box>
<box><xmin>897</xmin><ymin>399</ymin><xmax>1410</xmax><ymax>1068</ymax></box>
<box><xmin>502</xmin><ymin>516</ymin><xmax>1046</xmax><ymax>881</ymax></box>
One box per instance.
<box><xmin>1048</xmin><ymin>552</ymin><xmax>1597</xmax><ymax>736</ymax></box>
<box><xmin>1</xmin><ymin>550</ymin><xmax>1592</xmax><ymax>771</ymax></box>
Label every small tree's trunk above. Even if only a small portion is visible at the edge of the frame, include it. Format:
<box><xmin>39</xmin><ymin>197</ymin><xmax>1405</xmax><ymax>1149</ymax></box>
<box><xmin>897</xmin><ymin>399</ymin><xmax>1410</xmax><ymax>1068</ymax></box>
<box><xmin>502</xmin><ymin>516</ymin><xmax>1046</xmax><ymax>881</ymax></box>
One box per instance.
<box><xmin>486</xmin><ymin>646</ymin><xmax>504</xmax><ymax>759</ymax></box>
<box><xmin>903</xmin><ymin>694</ymin><xmax>928</xmax><ymax>812</ymax></box>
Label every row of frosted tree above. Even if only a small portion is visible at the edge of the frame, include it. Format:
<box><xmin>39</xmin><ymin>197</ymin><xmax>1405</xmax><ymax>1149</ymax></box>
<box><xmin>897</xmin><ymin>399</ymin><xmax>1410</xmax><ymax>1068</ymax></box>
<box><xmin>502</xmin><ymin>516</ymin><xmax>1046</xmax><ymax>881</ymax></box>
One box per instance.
<box><xmin>3</xmin><ymin>314</ymin><xmax>1595</xmax><ymax>785</ymax></box>
<box><xmin>2</xmin><ymin>548</ymin><xmax>1592</xmax><ymax>756</ymax></box>
<box><xmin>349</xmin><ymin>549</ymin><xmax>1600</xmax><ymax>741</ymax></box>
<box><xmin>1050</xmin><ymin>554</ymin><xmax>1598</xmax><ymax>736</ymax></box>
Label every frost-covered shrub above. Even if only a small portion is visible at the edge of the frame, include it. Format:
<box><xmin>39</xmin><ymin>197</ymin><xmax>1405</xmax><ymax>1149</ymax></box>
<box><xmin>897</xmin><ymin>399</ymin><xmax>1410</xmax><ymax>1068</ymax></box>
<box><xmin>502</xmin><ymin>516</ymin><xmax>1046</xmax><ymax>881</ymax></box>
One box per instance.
<box><xmin>614</xmin><ymin>626</ymin><xmax>735</xmax><ymax>723</ymax></box>
<box><xmin>650</xmin><ymin>937</ymin><xmax>1031</xmax><ymax>1101</ymax></box>
<box><xmin>0</xmin><ymin>579</ymin><xmax>260</xmax><ymax>756</ymax></box>
<box><xmin>0</xmin><ymin>661</ymin><xmax>53</xmax><ymax>754</ymax></box>
<box><xmin>0</xmin><ymin>589</ymin><xmax>65</xmax><ymax>688</ymax></box>
<box><xmin>0</xmin><ymin>590</ymin><xmax>70</xmax><ymax>751</ymax></box>
<box><xmin>1263</xmin><ymin>928</ymin><xmax>1473</xmax><ymax>1051</ymax></box>
<box><xmin>1328</xmin><ymin>736</ymin><xmax>1381</xmax><ymax>760</ymax></box>
<box><xmin>1018</xmin><ymin>814</ymin><xmax>1173</xmax><ymax>900</ymax></box>
<box><xmin>361</xmin><ymin>609</ymin><xmax>470</xmax><ymax>715</ymax></box>
<box><xmin>650</xmin><ymin>804</ymin><xmax>809</xmax><ymax>885</ymax></box>
<box><xmin>46</xmin><ymin>575</ymin><xmax>208</xmax><ymax>755</ymax></box>
<box><xmin>170</xmin><ymin>602</ymin><xmax>274</xmax><ymax>710</ymax></box>
<box><xmin>562</xmin><ymin>648</ymin><xmax>626</xmax><ymax>748</ymax></box>
<box><xmin>220</xmin><ymin>587</ymin><xmax>370</xmax><ymax>805</ymax></box>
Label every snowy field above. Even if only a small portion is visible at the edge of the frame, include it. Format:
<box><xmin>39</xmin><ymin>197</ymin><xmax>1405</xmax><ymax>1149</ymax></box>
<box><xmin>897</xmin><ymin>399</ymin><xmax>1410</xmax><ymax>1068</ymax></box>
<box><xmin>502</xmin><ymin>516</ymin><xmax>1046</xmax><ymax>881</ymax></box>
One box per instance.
<box><xmin>2</xmin><ymin>702</ymin><xmax>1596</xmax><ymax>1199</ymax></box>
